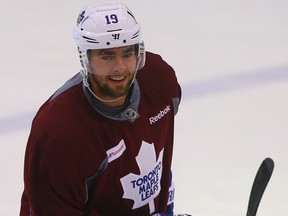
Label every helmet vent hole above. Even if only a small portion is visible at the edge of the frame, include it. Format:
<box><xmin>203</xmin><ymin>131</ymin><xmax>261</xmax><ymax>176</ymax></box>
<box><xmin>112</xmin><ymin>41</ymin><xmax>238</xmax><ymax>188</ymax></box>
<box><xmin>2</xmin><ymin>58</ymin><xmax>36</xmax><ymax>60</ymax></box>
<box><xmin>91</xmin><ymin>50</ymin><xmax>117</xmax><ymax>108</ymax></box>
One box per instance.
<box><xmin>106</xmin><ymin>42</ymin><xmax>110</xmax><ymax>45</ymax></box>
<box><xmin>123</xmin><ymin>40</ymin><xmax>127</xmax><ymax>43</ymax></box>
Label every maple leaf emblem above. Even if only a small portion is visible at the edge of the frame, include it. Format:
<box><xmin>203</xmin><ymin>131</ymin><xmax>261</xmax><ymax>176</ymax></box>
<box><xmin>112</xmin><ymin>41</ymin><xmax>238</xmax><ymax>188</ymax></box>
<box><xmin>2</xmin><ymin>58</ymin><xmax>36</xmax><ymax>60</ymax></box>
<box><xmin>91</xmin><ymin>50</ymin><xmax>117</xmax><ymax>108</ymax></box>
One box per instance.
<box><xmin>120</xmin><ymin>141</ymin><xmax>164</xmax><ymax>214</ymax></box>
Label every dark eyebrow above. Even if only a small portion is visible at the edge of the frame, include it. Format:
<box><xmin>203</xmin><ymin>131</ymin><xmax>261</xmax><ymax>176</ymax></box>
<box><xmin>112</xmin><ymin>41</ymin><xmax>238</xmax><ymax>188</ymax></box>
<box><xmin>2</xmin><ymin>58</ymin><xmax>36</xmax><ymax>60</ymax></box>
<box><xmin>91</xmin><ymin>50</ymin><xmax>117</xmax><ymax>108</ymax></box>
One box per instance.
<box><xmin>96</xmin><ymin>46</ymin><xmax>135</xmax><ymax>56</ymax></box>
<box><xmin>122</xmin><ymin>46</ymin><xmax>135</xmax><ymax>53</ymax></box>
<box><xmin>97</xmin><ymin>50</ymin><xmax>114</xmax><ymax>56</ymax></box>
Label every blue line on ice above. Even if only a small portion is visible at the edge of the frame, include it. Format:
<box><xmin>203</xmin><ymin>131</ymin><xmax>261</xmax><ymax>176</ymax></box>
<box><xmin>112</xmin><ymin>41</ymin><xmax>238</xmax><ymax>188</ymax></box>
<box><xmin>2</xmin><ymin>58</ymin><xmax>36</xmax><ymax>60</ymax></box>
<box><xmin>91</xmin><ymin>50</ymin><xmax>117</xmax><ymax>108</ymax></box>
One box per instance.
<box><xmin>1</xmin><ymin>65</ymin><xmax>288</xmax><ymax>134</ymax></box>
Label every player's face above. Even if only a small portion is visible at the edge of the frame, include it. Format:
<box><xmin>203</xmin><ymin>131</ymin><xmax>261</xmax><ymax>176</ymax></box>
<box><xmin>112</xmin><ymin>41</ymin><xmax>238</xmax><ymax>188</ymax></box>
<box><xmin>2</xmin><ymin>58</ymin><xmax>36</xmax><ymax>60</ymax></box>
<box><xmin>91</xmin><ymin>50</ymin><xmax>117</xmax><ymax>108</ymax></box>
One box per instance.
<box><xmin>87</xmin><ymin>45</ymin><xmax>137</xmax><ymax>103</ymax></box>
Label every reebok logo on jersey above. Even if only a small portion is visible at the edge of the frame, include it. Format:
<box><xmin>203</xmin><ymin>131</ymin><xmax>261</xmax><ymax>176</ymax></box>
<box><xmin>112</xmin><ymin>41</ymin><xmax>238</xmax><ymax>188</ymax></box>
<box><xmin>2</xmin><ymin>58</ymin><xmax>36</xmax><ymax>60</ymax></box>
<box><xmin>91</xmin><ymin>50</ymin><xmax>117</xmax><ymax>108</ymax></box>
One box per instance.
<box><xmin>107</xmin><ymin>139</ymin><xmax>126</xmax><ymax>163</ymax></box>
<box><xmin>149</xmin><ymin>105</ymin><xmax>171</xmax><ymax>125</ymax></box>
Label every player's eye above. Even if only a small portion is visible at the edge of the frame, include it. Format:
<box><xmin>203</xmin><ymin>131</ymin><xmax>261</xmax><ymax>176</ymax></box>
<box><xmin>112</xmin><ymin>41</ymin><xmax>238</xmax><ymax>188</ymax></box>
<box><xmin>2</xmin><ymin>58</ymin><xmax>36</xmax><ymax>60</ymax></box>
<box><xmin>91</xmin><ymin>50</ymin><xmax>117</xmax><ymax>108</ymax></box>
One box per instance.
<box><xmin>100</xmin><ymin>55</ymin><xmax>114</xmax><ymax>61</ymax></box>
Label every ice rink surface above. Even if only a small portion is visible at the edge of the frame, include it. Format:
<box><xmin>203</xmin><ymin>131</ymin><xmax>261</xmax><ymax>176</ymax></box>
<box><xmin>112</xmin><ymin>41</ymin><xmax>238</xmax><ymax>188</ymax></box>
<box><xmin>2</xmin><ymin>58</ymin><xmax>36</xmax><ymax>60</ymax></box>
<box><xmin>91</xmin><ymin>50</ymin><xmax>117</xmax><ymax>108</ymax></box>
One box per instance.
<box><xmin>1</xmin><ymin>0</ymin><xmax>288</xmax><ymax>215</ymax></box>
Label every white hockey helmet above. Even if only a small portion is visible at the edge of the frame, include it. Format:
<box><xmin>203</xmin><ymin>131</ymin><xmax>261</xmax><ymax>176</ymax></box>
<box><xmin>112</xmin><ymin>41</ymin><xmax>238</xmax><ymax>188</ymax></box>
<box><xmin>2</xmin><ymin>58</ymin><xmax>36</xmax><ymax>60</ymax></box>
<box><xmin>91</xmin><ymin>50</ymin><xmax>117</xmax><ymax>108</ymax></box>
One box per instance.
<box><xmin>73</xmin><ymin>2</ymin><xmax>145</xmax><ymax>74</ymax></box>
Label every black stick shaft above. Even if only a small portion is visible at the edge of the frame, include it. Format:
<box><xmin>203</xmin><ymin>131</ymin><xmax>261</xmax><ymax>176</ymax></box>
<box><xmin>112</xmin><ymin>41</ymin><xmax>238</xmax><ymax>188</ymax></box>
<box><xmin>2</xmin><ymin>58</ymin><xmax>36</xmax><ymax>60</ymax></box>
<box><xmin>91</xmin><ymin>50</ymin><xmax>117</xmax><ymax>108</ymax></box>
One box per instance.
<box><xmin>246</xmin><ymin>157</ymin><xmax>274</xmax><ymax>216</ymax></box>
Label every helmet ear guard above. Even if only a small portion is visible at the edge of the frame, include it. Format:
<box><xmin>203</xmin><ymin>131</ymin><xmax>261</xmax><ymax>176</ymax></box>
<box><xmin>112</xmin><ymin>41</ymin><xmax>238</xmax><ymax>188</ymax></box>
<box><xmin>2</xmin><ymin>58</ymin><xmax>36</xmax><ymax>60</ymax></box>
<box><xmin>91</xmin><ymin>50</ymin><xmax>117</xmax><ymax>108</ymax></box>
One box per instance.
<box><xmin>137</xmin><ymin>40</ymin><xmax>146</xmax><ymax>70</ymax></box>
<box><xmin>77</xmin><ymin>46</ymin><xmax>89</xmax><ymax>78</ymax></box>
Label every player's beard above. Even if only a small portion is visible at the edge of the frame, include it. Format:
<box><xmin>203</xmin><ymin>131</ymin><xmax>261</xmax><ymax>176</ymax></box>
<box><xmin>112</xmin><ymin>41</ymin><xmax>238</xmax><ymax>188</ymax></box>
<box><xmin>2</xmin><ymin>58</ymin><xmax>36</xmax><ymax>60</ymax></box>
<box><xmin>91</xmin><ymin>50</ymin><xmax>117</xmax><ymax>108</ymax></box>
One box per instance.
<box><xmin>88</xmin><ymin>72</ymin><xmax>135</xmax><ymax>100</ymax></box>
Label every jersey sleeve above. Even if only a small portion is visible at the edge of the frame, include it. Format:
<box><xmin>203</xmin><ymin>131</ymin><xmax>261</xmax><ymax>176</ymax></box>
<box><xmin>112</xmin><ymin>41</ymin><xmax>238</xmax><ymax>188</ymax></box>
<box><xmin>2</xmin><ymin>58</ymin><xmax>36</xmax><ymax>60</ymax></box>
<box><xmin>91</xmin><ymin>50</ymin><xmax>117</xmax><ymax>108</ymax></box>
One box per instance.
<box><xmin>21</xmin><ymin>122</ymin><xmax>102</xmax><ymax>216</ymax></box>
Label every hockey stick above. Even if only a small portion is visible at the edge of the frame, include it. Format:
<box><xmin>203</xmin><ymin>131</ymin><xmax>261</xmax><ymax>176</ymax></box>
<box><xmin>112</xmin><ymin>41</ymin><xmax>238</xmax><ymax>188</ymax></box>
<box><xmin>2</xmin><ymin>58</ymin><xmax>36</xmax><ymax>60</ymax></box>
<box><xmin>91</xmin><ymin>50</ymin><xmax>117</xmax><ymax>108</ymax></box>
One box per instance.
<box><xmin>246</xmin><ymin>157</ymin><xmax>274</xmax><ymax>216</ymax></box>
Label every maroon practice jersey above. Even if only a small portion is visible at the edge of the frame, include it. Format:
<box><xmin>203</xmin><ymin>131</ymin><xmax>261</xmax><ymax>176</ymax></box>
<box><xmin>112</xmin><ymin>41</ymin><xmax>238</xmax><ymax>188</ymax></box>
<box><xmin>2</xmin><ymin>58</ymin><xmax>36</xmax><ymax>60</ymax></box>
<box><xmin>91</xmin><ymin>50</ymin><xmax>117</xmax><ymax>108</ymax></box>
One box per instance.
<box><xmin>20</xmin><ymin>52</ymin><xmax>181</xmax><ymax>216</ymax></box>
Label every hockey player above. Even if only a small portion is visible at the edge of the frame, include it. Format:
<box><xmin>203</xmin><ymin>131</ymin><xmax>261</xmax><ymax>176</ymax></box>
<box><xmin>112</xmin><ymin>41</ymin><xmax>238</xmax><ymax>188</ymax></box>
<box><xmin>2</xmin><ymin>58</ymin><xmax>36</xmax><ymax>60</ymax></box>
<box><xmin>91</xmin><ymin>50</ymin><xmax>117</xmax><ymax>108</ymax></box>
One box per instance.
<box><xmin>20</xmin><ymin>2</ymin><xmax>181</xmax><ymax>216</ymax></box>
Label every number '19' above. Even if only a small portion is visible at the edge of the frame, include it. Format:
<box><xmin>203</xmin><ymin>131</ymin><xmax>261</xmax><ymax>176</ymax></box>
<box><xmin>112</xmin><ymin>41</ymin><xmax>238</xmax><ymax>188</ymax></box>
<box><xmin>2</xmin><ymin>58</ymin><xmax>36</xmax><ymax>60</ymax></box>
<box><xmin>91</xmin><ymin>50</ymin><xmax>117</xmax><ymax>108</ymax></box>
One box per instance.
<box><xmin>105</xmin><ymin>14</ymin><xmax>119</xmax><ymax>24</ymax></box>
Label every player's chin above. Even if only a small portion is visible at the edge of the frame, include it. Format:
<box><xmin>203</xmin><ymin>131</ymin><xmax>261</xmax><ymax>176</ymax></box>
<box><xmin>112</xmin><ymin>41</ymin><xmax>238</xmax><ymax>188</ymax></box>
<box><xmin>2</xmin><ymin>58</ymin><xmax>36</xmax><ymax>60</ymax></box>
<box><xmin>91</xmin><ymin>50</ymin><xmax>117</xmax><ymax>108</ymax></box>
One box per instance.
<box><xmin>108</xmin><ymin>82</ymin><xmax>130</xmax><ymax>96</ymax></box>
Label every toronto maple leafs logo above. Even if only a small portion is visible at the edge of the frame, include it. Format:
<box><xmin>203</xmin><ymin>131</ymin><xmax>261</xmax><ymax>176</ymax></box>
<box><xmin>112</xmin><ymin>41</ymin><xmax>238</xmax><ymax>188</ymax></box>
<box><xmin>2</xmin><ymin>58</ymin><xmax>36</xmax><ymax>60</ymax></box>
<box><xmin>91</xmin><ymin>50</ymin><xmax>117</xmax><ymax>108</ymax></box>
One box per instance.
<box><xmin>120</xmin><ymin>141</ymin><xmax>164</xmax><ymax>214</ymax></box>
<box><xmin>77</xmin><ymin>10</ymin><xmax>85</xmax><ymax>25</ymax></box>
